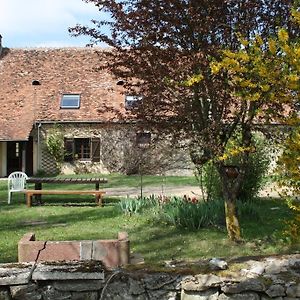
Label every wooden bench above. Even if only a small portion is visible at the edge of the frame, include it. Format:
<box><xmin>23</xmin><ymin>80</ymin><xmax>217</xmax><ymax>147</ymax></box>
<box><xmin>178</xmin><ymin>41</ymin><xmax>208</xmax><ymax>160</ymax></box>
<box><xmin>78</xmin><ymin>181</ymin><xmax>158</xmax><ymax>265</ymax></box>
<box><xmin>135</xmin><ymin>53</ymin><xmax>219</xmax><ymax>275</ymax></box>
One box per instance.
<box><xmin>25</xmin><ymin>190</ymin><xmax>106</xmax><ymax>208</ymax></box>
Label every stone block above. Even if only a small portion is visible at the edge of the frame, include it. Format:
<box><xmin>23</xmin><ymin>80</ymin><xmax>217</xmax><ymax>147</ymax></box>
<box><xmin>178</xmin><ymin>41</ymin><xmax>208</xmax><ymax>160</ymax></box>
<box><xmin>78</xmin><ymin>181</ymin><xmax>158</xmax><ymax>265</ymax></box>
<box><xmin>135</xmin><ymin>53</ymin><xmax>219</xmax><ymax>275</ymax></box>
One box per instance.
<box><xmin>80</xmin><ymin>241</ymin><xmax>93</xmax><ymax>260</ymax></box>
<box><xmin>54</xmin><ymin>280</ymin><xmax>104</xmax><ymax>292</ymax></box>
<box><xmin>181</xmin><ymin>289</ymin><xmax>219</xmax><ymax>300</ymax></box>
<box><xmin>0</xmin><ymin>288</ymin><xmax>11</xmax><ymax>300</ymax></box>
<box><xmin>32</xmin><ymin>262</ymin><xmax>105</xmax><ymax>281</ymax></box>
<box><xmin>218</xmin><ymin>292</ymin><xmax>260</xmax><ymax>300</ymax></box>
<box><xmin>10</xmin><ymin>283</ymin><xmax>41</xmax><ymax>300</ymax></box>
<box><xmin>221</xmin><ymin>279</ymin><xmax>265</xmax><ymax>294</ymax></box>
<box><xmin>0</xmin><ymin>263</ymin><xmax>34</xmax><ymax>285</ymax></box>
<box><xmin>70</xmin><ymin>291</ymin><xmax>98</xmax><ymax>300</ymax></box>
<box><xmin>286</xmin><ymin>283</ymin><xmax>300</xmax><ymax>297</ymax></box>
<box><xmin>182</xmin><ymin>275</ymin><xmax>223</xmax><ymax>292</ymax></box>
<box><xmin>265</xmin><ymin>284</ymin><xmax>285</xmax><ymax>298</ymax></box>
<box><xmin>92</xmin><ymin>240</ymin><xmax>120</xmax><ymax>268</ymax></box>
<box><xmin>41</xmin><ymin>286</ymin><xmax>72</xmax><ymax>300</ymax></box>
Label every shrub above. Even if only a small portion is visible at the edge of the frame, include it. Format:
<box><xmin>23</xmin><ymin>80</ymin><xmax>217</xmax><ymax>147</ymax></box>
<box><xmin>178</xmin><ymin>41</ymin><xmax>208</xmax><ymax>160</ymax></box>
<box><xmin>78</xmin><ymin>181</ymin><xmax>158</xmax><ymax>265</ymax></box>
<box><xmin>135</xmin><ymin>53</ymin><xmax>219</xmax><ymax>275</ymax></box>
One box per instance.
<box><xmin>199</xmin><ymin>132</ymin><xmax>271</xmax><ymax>201</ymax></box>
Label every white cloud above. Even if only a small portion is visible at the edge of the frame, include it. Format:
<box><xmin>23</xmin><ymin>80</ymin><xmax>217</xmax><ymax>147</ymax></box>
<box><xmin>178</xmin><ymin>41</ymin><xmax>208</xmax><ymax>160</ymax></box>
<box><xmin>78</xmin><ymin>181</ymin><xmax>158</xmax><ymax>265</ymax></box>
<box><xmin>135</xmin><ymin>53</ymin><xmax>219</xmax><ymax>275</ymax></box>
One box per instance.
<box><xmin>0</xmin><ymin>0</ymin><xmax>107</xmax><ymax>47</ymax></box>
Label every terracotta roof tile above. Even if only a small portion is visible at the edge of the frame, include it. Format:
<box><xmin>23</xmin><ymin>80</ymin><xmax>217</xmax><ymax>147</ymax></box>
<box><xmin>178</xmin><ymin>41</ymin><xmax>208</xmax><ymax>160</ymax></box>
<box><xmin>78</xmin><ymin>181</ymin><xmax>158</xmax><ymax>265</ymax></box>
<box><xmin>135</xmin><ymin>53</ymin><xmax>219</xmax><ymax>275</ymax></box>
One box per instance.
<box><xmin>0</xmin><ymin>47</ymin><xmax>126</xmax><ymax>140</ymax></box>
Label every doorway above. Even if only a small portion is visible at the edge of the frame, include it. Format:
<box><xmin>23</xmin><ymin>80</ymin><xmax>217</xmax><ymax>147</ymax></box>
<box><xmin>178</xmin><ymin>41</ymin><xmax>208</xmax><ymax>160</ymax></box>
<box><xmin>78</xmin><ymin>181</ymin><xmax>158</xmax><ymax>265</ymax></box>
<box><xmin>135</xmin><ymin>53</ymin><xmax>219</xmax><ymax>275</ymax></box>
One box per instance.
<box><xmin>6</xmin><ymin>138</ymin><xmax>33</xmax><ymax>176</ymax></box>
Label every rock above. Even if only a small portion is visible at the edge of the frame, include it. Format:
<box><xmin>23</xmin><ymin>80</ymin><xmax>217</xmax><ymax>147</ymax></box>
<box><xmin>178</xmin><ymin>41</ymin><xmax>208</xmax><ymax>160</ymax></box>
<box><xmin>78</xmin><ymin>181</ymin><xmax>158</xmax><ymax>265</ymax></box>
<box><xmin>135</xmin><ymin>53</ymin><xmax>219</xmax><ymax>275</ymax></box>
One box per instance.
<box><xmin>10</xmin><ymin>283</ymin><xmax>41</xmax><ymax>300</ymax></box>
<box><xmin>54</xmin><ymin>280</ymin><xmax>104</xmax><ymax>292</ymax></box>
<box><xmin>41</xmin><ymin>286</ymin><xmax>71</xmax><ymax>300</ymax></box>
<box><xmin>209</xmin><ymin>258</ymin><xmax>228</xmax><ymax>270</ymax></box>
<box><xmin>182</xmin><ymin>275</ymin><xmax>223</xmax><ymax>292</ymax></box>
<box><xmin>70</xmin><ymin>291</ymin><xmax>98</xmax><ymax>300</ymax></box>
<box><xmin>0</xmin><ymin>289</ymin><xmax>11</xmax><ymax>300</ymax></box>
<box><xmin>32</xmin><ymin>261</ymin><xmax>105</xmax><ymax>281</ymax></box>
<box><xmin>129</xmin><ymin>277</ymin><xmax>145</xmax><ymax>295</ymax></box>
<box><xmin>248</xmin><ymin>264</ymin><xmax>265</xmax><ymax>275</ymax></box>
<box><xmin>181</xmin><ymin>288</ymin><xmax>219</xmax><ymax>300</ymax></box>
<box><xmin>0</xmin><ymin>263</ymin><xmax>34</xmax><ymax>285</ymax></box>
<box><xmin>286</xmin><ymin>283</ymin><xmax>300</xmax><ymax>297</ymax></box>
<box><xmin>265</xmin><ymin>284</ymin><xmax>285</xmax><ymax>298</ymax></box>
<box><xmin>221</xmin><ymin>278</ymin><xmax>265</xmax><ymax>294</ymax></box>
<box><xmin>218</xmin><ymin>292</ymin><xmax>260</xmax><ymax>300</ymax></box>
<box><xmin>265</xmin><ymin>259</ymin><xmax>288</xmax><ymax>274</ymax></box>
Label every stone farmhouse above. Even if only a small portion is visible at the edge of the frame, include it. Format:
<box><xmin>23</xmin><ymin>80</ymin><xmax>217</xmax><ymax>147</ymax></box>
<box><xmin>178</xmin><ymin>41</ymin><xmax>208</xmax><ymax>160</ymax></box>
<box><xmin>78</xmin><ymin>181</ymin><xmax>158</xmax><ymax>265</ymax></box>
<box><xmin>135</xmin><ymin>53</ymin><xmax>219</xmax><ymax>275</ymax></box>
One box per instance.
<box><xmin>0</xmin><ymin>36</ymin><xmax>191</xmax><ymax>177</ymax></box>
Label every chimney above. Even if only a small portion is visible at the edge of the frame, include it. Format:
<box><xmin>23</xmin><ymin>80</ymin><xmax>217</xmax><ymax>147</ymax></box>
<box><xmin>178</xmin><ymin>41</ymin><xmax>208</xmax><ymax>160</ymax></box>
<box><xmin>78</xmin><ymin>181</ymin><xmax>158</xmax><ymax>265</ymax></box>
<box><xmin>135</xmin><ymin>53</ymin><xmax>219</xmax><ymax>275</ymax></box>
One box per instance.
<box><xmin>0</xmin><ymin>34</ymin><xmax>2</xmax><ymax>56</ymax></box>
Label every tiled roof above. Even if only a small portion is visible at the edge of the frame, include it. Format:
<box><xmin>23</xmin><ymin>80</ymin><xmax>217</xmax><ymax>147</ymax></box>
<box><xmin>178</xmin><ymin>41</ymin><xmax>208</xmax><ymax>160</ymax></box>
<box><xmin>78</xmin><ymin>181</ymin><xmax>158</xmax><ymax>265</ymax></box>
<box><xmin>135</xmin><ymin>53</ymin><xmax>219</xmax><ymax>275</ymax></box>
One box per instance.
<box><xmin>0</xmin><ymin>47</ymin><xmax>125</xmax><ymax>141</ymax></box>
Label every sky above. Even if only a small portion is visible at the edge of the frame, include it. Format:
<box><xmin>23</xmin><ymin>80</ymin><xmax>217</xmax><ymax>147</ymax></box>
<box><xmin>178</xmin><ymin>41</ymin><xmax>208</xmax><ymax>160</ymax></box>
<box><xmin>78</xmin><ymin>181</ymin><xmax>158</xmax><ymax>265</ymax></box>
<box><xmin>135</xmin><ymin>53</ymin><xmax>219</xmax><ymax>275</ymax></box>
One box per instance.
<box><xmin>0</xmin><ymin>0</ymin><xmax>107</xmax><ymax>48</ymax></box>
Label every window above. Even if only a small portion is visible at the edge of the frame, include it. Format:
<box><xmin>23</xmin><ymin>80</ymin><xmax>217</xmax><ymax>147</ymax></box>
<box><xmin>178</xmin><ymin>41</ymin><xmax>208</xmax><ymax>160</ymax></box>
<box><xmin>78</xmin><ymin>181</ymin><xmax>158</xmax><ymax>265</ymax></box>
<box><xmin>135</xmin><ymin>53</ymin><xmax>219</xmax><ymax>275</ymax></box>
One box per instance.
<box><xmin>60</xmin><ymin>94</ymin><xmax>81</xmax><ymax>109</ymax></box>
<box><xmin>125</xmin><ymin>95</ymin><xmax>142</xmax><ymax>110</ymax></box>
<box><xmin>136</xmin><ymin>132</ymin><xmax>151</xmax><ymax>147</ymax></box>
<box><xmin>64</xmin><ymin>138</ymin><xmax>100</xmax><ymax>162</ymax></box>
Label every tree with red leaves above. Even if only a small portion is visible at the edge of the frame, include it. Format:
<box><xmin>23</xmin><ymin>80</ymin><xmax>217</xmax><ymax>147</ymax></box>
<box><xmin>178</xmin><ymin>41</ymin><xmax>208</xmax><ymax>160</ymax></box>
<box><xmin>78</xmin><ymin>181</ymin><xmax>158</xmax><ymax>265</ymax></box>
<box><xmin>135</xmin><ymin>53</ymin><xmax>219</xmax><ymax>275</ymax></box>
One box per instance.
<box><xmin>71</xmin><ymin>0</ymin><xmax>295</xmax><ymax>241</ymax></box>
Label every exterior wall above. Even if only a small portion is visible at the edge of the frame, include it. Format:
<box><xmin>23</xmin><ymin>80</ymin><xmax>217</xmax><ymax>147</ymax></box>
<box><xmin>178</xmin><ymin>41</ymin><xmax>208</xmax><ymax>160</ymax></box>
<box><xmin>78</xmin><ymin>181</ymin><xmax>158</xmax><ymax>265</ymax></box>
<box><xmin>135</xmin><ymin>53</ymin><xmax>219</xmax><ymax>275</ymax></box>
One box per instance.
<box><xmin>35</xmin><ymin>123</ymin><xmax>194</xmax><ymax>176</ymax></box>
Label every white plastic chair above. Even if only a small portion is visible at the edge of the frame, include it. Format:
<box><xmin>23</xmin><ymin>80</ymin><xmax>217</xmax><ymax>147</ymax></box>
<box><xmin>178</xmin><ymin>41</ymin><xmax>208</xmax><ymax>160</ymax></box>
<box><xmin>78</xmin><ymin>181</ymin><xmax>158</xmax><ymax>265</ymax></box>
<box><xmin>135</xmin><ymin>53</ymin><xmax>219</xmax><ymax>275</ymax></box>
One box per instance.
<box><xmin>7</xmin><ymin>172</ymin><xmax>28</xmax><ymax>204</ymax></box>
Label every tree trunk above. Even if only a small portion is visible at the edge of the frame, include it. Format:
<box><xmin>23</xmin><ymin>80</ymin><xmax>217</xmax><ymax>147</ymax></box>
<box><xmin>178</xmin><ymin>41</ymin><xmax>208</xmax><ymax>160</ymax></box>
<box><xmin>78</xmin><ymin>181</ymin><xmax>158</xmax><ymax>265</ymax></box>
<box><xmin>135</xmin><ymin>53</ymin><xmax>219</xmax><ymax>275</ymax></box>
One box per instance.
<box><xmin>218</xmin><ymin>165</ymin><xmax>242</xmax><ymax>242</ymax></box>
<box><xmin>224</xmin><ymin>198</ymin><xmax>241</xmax><ymax>242</ymax></box>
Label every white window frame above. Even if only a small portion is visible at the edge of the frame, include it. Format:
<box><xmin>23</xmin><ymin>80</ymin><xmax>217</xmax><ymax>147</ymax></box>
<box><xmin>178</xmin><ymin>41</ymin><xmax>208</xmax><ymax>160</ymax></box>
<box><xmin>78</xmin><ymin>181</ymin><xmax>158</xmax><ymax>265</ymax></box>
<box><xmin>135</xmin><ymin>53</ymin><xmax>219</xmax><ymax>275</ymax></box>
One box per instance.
<box><xmin>60</xmin><ymin>94</ymin><xmax>81</xmax><ymax>109</ymax></box>
<box><xmin>125</xmin><ymin>95</ymin><xmax>142</xmax><ymax>109</ymax></box>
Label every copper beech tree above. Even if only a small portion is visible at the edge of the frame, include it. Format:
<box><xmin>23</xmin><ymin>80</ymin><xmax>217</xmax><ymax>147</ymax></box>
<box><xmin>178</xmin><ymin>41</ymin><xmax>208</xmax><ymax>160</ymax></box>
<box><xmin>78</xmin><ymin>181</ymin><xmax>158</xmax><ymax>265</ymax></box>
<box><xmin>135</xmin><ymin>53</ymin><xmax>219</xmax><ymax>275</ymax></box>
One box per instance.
<box><xmin>71</xmin><ymin>0</ymin><xmax>295</xmax><ymax>241</ymax></box>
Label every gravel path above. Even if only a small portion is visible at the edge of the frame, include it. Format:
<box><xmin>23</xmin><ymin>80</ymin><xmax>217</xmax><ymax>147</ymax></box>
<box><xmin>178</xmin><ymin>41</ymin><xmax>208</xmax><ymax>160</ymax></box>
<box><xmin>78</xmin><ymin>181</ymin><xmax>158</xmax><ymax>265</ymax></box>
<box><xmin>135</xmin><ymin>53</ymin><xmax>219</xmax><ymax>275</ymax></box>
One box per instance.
<box><xmin>104</xmin><ymin>185</ymin><xmax>203</xmax><ymax>198</ymax></box>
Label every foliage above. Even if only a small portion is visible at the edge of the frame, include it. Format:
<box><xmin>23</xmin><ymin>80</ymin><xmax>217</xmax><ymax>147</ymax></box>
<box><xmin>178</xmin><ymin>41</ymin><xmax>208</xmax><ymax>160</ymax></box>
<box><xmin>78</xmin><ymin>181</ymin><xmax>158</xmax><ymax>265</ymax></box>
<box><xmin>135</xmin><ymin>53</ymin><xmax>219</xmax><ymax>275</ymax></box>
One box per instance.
<box><xmin>118</xmin><ymin>194</ymin><xmax>160</xmax><ymax>215</ymax></box>
<box><xmin>162</xmin><ymin>197</ymin><xmax>225</xmax><ymax>230</ymax></box>
<box><xmin>71</xmin><ymin>0</ymin><xmax>295</xmax><ymax>240</ymax></box>
<box><xmin>210</xmin><ymin>18</ymin><xmax>300</xmax><ymax>125</ymax></box>
<box><xmin>45</xmin><ymin>126</ymin><xmax>65</xmax><ymax>167</ymax></box>
<box><xmin>118</xmin><ymin>198</ymin><xmax>145</xmax><ymax>215</ymax></box>
<box><xmin>276</xmin><ymin>127</ymin><xmax>300</xmax><ymax>244</ymax></box>
<box><xmin>161</xmin><ymin>196</ymin><xmax>262</xmax><ymax>230</ymax></box>
<box><xmin>199</xmin><ymin>133</ymin><xmax>271</xmax><ymax>201</ymax></box>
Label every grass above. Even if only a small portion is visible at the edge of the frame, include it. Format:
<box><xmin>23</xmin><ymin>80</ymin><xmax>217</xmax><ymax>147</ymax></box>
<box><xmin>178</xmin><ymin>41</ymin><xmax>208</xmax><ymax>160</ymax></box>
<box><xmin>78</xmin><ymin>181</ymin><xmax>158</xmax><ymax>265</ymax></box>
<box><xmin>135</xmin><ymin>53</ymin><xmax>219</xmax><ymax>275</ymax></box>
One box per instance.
<box><xmin>0</xmin><ymin>174</ymin><xmax>297</xmax><ymax>265</ymax></box>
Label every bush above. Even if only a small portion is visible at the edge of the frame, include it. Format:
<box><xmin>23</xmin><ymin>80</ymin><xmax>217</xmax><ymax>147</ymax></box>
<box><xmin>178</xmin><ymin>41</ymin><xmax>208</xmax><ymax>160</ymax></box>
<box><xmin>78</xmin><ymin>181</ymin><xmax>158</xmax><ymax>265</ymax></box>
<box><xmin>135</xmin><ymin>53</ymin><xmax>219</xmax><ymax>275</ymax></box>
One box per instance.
<box><xmin>199</xmin><ymin>133</ymin><xmax>271</xmax><ymax>201</ymax></box>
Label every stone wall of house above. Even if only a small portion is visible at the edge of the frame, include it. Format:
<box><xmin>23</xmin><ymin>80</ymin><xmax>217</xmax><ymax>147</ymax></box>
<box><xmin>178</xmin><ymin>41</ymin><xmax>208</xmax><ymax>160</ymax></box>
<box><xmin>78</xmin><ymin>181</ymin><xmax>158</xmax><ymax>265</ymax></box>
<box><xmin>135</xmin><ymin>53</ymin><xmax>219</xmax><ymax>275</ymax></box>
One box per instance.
<box><xmin>36</xmin><ymin>123</ymin><xmax>194</xmax><ymax>176</ymax></box>
<box><xmin>0</xmin><ymin>254</ymin><xmax>299</xmax><ymax>300</ymax></box>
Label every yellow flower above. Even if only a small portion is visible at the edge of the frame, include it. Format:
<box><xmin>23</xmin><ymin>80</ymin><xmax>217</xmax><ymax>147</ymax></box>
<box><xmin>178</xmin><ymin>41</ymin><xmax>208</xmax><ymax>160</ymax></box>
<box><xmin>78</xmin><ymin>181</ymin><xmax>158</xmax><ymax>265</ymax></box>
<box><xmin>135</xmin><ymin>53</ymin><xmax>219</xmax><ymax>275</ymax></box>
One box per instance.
<box><xmin>255</xmin><ymin>35</ymin><xmax>264</xmax><ymax>46</ymax></box>
<box><xmin>238</xmin><ymin>52</ymin><xmax>249</xmax><ymax>62</ymax></box>
<box><xmin>223</xmin><ymin>49</ymin><xmax>236</xmax><ymax>58</ymax></box>
<box><xmin>184</xmin><ymin>74</ymin><xmax>204</xmax><ymax>86</ymax></box>
<box><xmin>294</xmin><ymin>47</ymin><xmax>300</xmax><ymax>58</ymax></box>
<box><xmin>268</xmin><ymin>38</ymin><xmax>277</xmax><ymax>54</ymax></box>
<box><xmin>291</xmin><ymin>9</ymin><xmax>300</xmax><ymax>24</ymax></box>
<box><xmin>288</xmin><ymin>74</ymin><xmax>299</xmax><ymax>82</ymax></box>
<box><xmin>210</xmin><ymin>62</ymin><xmax>221</xmax><ymax>74</ymax></box>
<box><xmin>258</xmin><ymin>66</ymin><xmax>267</xmax><ymax>77</ymax></box>
<box><xmin>278</xmin><ymin>28</ymin><xmax>289</xmax><ymax>43</ymax></box>
<box><xmin>252</xmin><ymin>92</ymin><xmax>261</xmax><ymax>101</ymax></box>
<box><xmin>260</xmin><ymin>84</ymin><xmax>270</xmax><ymax>92</ymax></box>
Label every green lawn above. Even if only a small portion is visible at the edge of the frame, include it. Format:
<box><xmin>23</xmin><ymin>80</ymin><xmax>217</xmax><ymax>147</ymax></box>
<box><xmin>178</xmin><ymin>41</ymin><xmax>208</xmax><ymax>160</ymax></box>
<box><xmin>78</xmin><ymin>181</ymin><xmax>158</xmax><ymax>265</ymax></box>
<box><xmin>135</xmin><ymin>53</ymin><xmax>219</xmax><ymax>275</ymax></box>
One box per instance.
<box><xmin>0</xmin><ymin>174</ymin><xmax>296</xmax><ymax>265</ymax></box>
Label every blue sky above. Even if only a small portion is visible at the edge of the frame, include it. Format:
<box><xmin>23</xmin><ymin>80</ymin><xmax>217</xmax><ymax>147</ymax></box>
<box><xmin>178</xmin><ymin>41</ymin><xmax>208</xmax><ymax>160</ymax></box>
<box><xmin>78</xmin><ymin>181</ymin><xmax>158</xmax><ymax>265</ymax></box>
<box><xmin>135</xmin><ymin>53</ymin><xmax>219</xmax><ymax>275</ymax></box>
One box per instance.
<box><xmin>0</xmin><ymin>0</ymin><xmax>107</xmax><ymax>48</ymax></box>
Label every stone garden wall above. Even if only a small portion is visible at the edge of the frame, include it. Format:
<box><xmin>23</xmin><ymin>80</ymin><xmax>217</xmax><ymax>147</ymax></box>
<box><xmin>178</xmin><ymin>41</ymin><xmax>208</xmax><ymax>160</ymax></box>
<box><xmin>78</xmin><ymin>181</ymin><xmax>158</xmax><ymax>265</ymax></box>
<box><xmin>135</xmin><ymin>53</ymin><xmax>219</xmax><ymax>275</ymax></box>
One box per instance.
<box><xmin>0</xmin><ymin>254</ymin><xmax>299</xmax><ymax>299</ymax></box>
